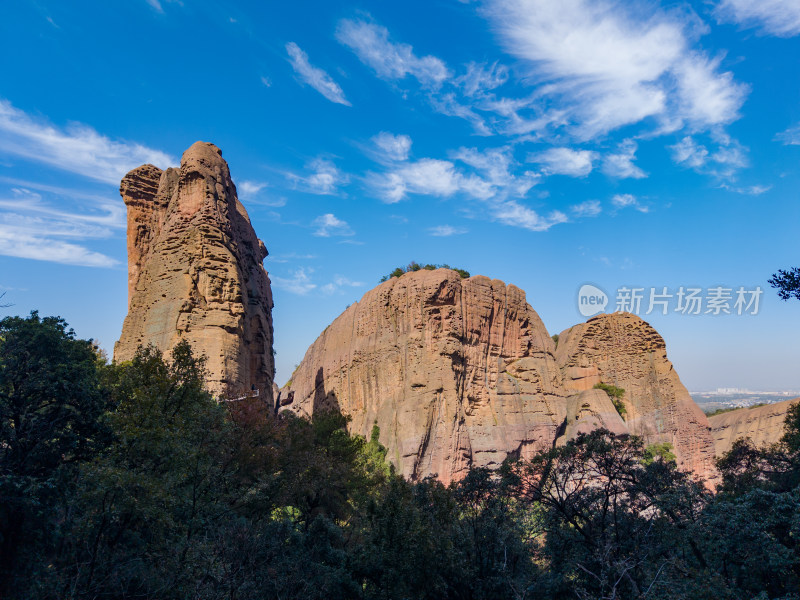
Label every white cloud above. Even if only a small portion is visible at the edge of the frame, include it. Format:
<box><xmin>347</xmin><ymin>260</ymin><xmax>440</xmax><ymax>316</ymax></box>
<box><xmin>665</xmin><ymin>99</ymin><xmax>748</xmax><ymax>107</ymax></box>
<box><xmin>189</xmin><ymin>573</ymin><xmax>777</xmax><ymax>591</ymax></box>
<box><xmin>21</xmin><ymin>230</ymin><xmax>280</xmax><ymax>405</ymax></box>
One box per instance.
<box><xmin>321</xmin><ymin>276</ymin><xmax>364</xmax><ymax>295</ymax></box>
<box><xmin>455</xmin><ymin>62</ymin><xmax>510</xmax><ymax>97</ymax></box>
<box><xmin>481</xmin><ymin>0</ymin><xmax>747</xmax><ymax>137</ymax></box>
<box><xmin>0</xmin><ymin>188</ymin><xmax>119</xmax><ymax>267</ymax></box>
<box><xmin>271</xmin><ymin>268</ymin><xmax>317</xmax><ymax>295</ymax></box>
<box><xmin>367</xmin><ymin>146</ymin><xmax>564</xmax><ymax>232</ymax></box>
<box><xmin>372</xmin><ymin>131</ymin><xmax>412</xmax><ymax>161</ymax></box>
<box><xmin>312</xmin><ymin>213</ymin><xmax>354</xmax><ymax>237</ymax></box>
<box><xmin>670</xmin><ymin>136</ymin><xmax>710</xmax><ymax>168</ymax></box>
<box><xmin>288</xmin><ymin>158</ymin><xmax>348</xmax><ymax>195</ymax></box>
<box><xmin>719</xmin><ymin>183</ymin><xmax>772</xmax><ymax>195</ymax></box>
<box><xmin>285</xmin><ymin>42</ymin><xmax>351</xmax><ymax>106</ymax></box>
<box><xmin>673</xmin><ymin>53</ymin><xmax>747</xmax><ymax>129</ymax></box>
<box><xmin>492</xmin><ymin>200</ymin><xmax>568</xmax><ymax>231</ymax></box>
<box><xmin>715</xmin><ymin>0</ymin><xmax>800</xmax><ymax>37</ymax></box>
<box><xmin>775</xmin><ymin>124</ymin><xmax>800</xmax><ymax>145</ymax></box>
<box><xmin>529</xmin><ymin>147</ymin><xmax>597</xmax><ymax>177</ymax></box>
<box><xmin>429</xmin><ymin>225</ymin><xmax>468</xmax><ymax>236</ymax></box>
<box><xmin>336</xmin><ymin>19</ymin><xmax>450</xmax><ymax>87</ymax></box>
<box><xmin>239</xmin><ymin>180</ymin><xmax>267</xmax><ymax>198</ymax></box>
<box><xmin>611</xmin><ymin>193</ymin><xmax>649</xmax><ymax>213</ymax></box>
<box><xmin>146</xmin><ymin>0</ymin><xmax>163</xmax><ymax>13</ymax></box>
<box><xmin>260</xmin><ymin>76</ymin><xmax>272</xmax><ymax>87</ymax></box>
<box><xmin>0</xmin><ymin>99</ymin><xmax>174</xmax><ymax>184</ymax></box>
<box><xmin>602</xmin><ymin>139</ymin><xmax>647</xmax><ymax>179</ymax></box>
<box><xmin>570</xmin><ymin>200</ymin><xmax>602</xmax><ymax>217</ymax></box>
<box><xmin>670</xmin><ymin>134</ymin><xmax>747</xmax><ymax>177</ymax></box>
<box><xmin>370</xmin><ymin>158</ymin><xmax>465</xmax><ymax>202</ymax></box>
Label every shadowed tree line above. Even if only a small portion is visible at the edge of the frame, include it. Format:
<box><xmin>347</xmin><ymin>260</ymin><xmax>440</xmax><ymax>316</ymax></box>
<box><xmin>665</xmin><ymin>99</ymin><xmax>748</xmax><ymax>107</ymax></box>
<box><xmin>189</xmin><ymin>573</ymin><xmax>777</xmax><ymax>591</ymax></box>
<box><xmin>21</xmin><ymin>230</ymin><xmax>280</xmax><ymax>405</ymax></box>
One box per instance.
<box><xmin>2</xmin><ymin>312</ymin><xmax>800</xmax><ymax>599</ymax></box>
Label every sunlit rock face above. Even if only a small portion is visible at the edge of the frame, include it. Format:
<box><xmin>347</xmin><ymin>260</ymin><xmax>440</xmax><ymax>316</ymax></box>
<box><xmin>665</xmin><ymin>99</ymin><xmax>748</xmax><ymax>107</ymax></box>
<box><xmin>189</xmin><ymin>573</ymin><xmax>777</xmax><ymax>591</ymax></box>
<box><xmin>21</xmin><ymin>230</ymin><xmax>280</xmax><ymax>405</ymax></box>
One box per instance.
<box><xmin>556</xmin><ymin>312</ymin><xmax>717</xmax><ymax>480</ymax></box>
<box><xmin>708</xmin><ymin>398</ymin><xmax>799</xmax><ymax>456</ymax></box>
<box><xmin>284</xmin><ymin>274</ymin><xmax>719</xmax><ymax>483</ymax></box>
<box><xmin>282</xmin><ymin>269</ymin><xmax>567</xmax><ymax>484</ymax></box>
<box><xmin>114</xmin><ymin>141</ymin><xmax>274</xmax><ymax>402</ymax></box>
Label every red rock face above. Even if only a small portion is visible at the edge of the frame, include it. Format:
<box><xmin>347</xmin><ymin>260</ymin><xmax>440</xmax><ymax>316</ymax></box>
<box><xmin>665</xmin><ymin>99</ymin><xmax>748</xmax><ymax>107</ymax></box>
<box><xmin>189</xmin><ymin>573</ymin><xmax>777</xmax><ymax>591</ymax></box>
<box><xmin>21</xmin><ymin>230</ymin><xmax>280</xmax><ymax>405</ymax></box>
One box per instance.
<box><xmin>555</xmin><ymin>313</ymin><xmax>716</xmax><ymax>480</ymax></box>
<box><xmin>283</xmin><ymin>269</ymin><xmax>566</xmax><ymax>484</ymax></box>
<box><xmin>708</xmin><ymin>398</ymin><xmax>799</xmax><ymax>456</ymax></box>
<box><xmin>114</xmin><ymin>142</ymin><xmax>274</xmax><ymax>401</ymax></box>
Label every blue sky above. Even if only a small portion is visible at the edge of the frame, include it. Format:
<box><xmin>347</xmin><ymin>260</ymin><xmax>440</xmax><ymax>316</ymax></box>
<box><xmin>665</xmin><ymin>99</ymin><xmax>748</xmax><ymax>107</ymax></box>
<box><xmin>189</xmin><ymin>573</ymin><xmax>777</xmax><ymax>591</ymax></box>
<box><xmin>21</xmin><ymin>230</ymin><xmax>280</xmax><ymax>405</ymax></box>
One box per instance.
<box><xmin>1</xmin><ymin>0</ymin><xmax>799</xmax><ymax>391</ymax></box>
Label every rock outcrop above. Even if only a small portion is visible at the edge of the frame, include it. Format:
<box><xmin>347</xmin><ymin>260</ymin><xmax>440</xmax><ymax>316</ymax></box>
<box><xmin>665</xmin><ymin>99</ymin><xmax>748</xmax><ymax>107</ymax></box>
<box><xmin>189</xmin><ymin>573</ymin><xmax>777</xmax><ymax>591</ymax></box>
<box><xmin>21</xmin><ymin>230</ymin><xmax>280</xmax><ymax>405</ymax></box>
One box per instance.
<box><xmin>555</xmin><ymin>313</ymin><xmax>716</xmax><ymax>479</ymax></box>
<box><xmin>559</xmin><ymin>388</ymin><xmax>629</xmax><ymax>444</ymax></box>
<box><xmin>114</xmin><ymin>142</ymin><xmax>274</xmax><ymax>401</ymax></box>
<box><xmin>283</xmin><ymin>272</ymin><xmax>719</xmax><ymax>483</ymax></box>
<box><xmin>708</xmin><ymin>398</ymin><xmax>799</xmax><ymax>456</ymax></box>
<box><xmin>282</xmin><ymin>269</ymin><xmax>567</xmax><ymax>484</ymax></box>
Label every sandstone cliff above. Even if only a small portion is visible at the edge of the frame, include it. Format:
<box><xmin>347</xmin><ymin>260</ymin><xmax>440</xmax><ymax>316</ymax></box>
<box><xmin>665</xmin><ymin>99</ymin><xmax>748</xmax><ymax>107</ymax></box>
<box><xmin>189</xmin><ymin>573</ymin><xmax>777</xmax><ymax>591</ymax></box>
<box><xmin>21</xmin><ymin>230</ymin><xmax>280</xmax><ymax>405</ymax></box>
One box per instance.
<box><xmin>282</xmin><ymin>269</ymin><xmax>566</xmax><ymax>484</ymax></box>
<box><xmin>114</xmin><ymin>142</ymin><xmax>274</xmax><ymax>400</ymax></box>
<box><xmin>708</xmin><ymin>398</ymin><xmax>799</xmax><ymax>456</ymax></box>
<box><xmin>555</xmin><ymin>313</ymin><xmax>716</xmax><ymax>479</ymax></box>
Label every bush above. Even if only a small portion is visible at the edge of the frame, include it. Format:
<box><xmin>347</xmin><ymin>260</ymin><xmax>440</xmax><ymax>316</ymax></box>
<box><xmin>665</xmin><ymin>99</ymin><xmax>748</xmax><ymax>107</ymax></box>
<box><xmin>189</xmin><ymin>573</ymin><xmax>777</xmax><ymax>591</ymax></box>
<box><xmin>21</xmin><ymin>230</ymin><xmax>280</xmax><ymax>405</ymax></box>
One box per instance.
<box><xmin>380</xmin><ymin>262</ymin><xmax>470</xmax><ymax>282</ymax></box>
<box><xmin>594</xmin><ymin>382</ymin><xmax>627</xmax><ymax>418</ymax></box>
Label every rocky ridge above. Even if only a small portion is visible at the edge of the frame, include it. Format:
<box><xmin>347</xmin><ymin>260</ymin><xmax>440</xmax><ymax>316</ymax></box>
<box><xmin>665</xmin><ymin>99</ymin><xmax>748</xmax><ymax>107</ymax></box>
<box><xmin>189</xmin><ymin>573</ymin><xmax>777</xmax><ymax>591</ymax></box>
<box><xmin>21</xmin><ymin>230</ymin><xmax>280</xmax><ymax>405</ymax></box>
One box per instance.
<box><xmin>708</xmin><ymin>398</ymin><xmax>799</xmax><ymax>456</ymax></box>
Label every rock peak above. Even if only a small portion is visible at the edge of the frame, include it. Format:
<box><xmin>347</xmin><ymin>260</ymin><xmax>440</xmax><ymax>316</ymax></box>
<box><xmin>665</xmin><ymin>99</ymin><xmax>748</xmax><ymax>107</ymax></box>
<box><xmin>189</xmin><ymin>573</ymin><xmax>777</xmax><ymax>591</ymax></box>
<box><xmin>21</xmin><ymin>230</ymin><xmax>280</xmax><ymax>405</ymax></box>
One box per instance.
<box><xmin>181</xmin><ymin>140</ymin><xmax>224</xmax><ymax>165</ymax></box>
<box><xmin>115</xmin><ymin>142</ymin><xmax>274</xmax><ymax>401</ymax></box>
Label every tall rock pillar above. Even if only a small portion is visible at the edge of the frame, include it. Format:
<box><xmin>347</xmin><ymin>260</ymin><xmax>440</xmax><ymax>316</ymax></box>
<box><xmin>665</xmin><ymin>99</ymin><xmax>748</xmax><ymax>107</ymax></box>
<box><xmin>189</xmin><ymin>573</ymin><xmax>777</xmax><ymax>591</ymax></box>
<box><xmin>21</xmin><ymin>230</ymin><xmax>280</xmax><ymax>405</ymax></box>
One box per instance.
<box><xmin>114</xmin><ymin>141</ymin><xmax>275</xmax><ymax>401</ymax></box>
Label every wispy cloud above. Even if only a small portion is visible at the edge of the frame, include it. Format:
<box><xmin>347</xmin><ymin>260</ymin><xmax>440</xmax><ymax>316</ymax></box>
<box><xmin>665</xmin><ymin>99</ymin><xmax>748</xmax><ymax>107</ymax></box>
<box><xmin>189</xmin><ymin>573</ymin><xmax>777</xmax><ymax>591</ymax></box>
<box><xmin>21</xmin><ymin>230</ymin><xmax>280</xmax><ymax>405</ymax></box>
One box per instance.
<box><xmin>719</xmin><ymin>183</ymin><xmax>772</xmax><ymax>195</ymax></box>
<box><xmin>0</xmin><ymin>99</ymin><xmax>174</xmax><ymax>184</ymax></box>
<box><xmin>670</xmin><ymin>134</ymin><xmax>747</xmax><ymax>177</ymax></box>
<box><xmin>528</xmin><ymin>147</ymin><xmax>596</xmax><ymax>177</ymax></box>
<box><xmin>336</xmin><ymin>19</ymin><xmax>450</xmax><ymax>87</ymax></box>
<box><xmin>285</xmin><ymin>42</ymin><xmax>351</xmax><ymax>106</ymax></box>
<box><xmin>715</xmin><ymin>0</ymin><xmax>800</xmax><ymax>37</ymax></box>
<box><xmin>239</xmin><ymin>180</ymin><xmax>267</xmax><ymax>198</ymax></box>
<box><xmin>372</xmin><ymin>131</ymin><xmax>412</xmax><ymax>161</ymax></box>
<box><xmin>775</xmin><ymin>124</ymin><xmax>800</xmax><ymax>145</ymax></box>
<box><xmin>321</xmin><ymin>276</ymin><xmax>364</xmax><ymax>295</ymax></box>
<box><xmin>611</xmin><ymin>193</ymin><xmax>649</xmax><ymax>213</ymax></box>
<box><xmin>312</xmin><ymin>213</ymin><xmax>354</xmax><ymax>237</ymax></box>
<box><xmin>602</xmin><ymin>139</ymin><xmax>647</xmax><ymax>179</ymax></box>
<box><xmin>288</xmin><ymin>158</ymin><xmax>348</xmax><ymax>195</ymax></box>
<box><xmin>367</xmin><ymin>145</ymin><xmax>562</xmax><ymax>232</ymax></box>
<box><xmin>429</xmin><ymin>225</ymin><xmax>468</xmax><ymax>236</ymax></box>
<box><xmin>570</xmin><ymin>200</ymin><xmax>602</xmax><ymax>217</ymax></box>
<box><xmin>0</xmin><ymin>188</ymin><xmax>119</xmax><ymax>267</ymax></box>
<box><xmin>271</xmin><ymin>268</ymin><xmax>317</xmax><ymax>295</ymax></box>
<box><xmin>481</xmin><ymin>0</ymin><xmax>747</xmax><ymax>138</ymax></box>
<box><xmin>492</xmin><ymin>199</ymin><xmax>568</xmax><ymax>231</ymax></box>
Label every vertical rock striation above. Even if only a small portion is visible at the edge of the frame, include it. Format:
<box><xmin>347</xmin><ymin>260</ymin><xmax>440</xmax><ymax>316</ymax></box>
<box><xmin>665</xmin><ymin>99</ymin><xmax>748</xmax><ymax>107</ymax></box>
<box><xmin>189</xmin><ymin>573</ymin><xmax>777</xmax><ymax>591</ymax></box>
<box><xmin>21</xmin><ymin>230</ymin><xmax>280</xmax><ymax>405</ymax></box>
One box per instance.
<box><xmin>555</xmin><ymin>313</ymin><xmax>716</xmax><ymax>479</ymax></box>
<box><xmin>283</xmin><ymin>269</ymin><xmax>566</xmax><ymax>484</ymax></box>
<box><xmin>114</xmin><ymin>141</ymin><xmax>274</xmax><ymax>401</ymax></box>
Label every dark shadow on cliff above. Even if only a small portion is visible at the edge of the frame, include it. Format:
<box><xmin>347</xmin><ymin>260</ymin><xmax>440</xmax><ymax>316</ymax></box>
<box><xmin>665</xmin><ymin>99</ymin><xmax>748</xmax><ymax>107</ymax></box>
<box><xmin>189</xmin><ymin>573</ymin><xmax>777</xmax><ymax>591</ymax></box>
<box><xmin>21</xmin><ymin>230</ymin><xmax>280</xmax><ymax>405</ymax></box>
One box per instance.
<box><xmin>312</xmin><ymin>366</ymin><xmax>341</xmax><ymax>417</ymax></box>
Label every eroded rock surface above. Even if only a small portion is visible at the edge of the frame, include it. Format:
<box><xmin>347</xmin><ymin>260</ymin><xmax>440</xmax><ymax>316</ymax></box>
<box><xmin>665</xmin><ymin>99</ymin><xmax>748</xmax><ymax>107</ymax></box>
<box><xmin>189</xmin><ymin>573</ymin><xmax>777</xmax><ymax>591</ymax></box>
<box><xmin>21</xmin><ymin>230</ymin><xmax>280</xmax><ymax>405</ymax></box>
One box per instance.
<box><xmin>114</xmin><ymin>141</ymin><xmax>274</xmax><ymax>401</ymax></box>
<box><xmin>708</xmin><ymin>398</ymin><xmax>798</xmax><ymax>456</ymax></box>
<box><xmin>555</xmin><ymin>313</ymin><xmax>716</xmax><ymax>479</ymax></box>
<box><xmin>559</xmin><ymin>389</ymin><xmax>630</xmax><ymax>444</ymax></box>
<box><xmin>283</xmin><ymin>269</ymin><xmax>566</xmax><ymax>484</ymax></box>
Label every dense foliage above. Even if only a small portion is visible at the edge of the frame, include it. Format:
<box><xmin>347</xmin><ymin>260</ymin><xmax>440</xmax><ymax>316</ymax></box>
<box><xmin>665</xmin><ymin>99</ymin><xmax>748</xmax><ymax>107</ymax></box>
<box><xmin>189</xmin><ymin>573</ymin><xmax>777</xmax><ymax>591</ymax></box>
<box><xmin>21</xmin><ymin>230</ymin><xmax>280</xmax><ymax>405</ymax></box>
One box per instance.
<box><xmin>2</xmin><ymin>312</ymin><xmax>800</xmax><ymax>599</ymax></box>
<box><xmin>769</xmin><ymin>266</ymin><xmax>800</xmax><ymax>301</ymax></box>
<box><xmin>380</xmin><ymin>262</ymin><xmax>470</xmax><ymax>282</ymax></box>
